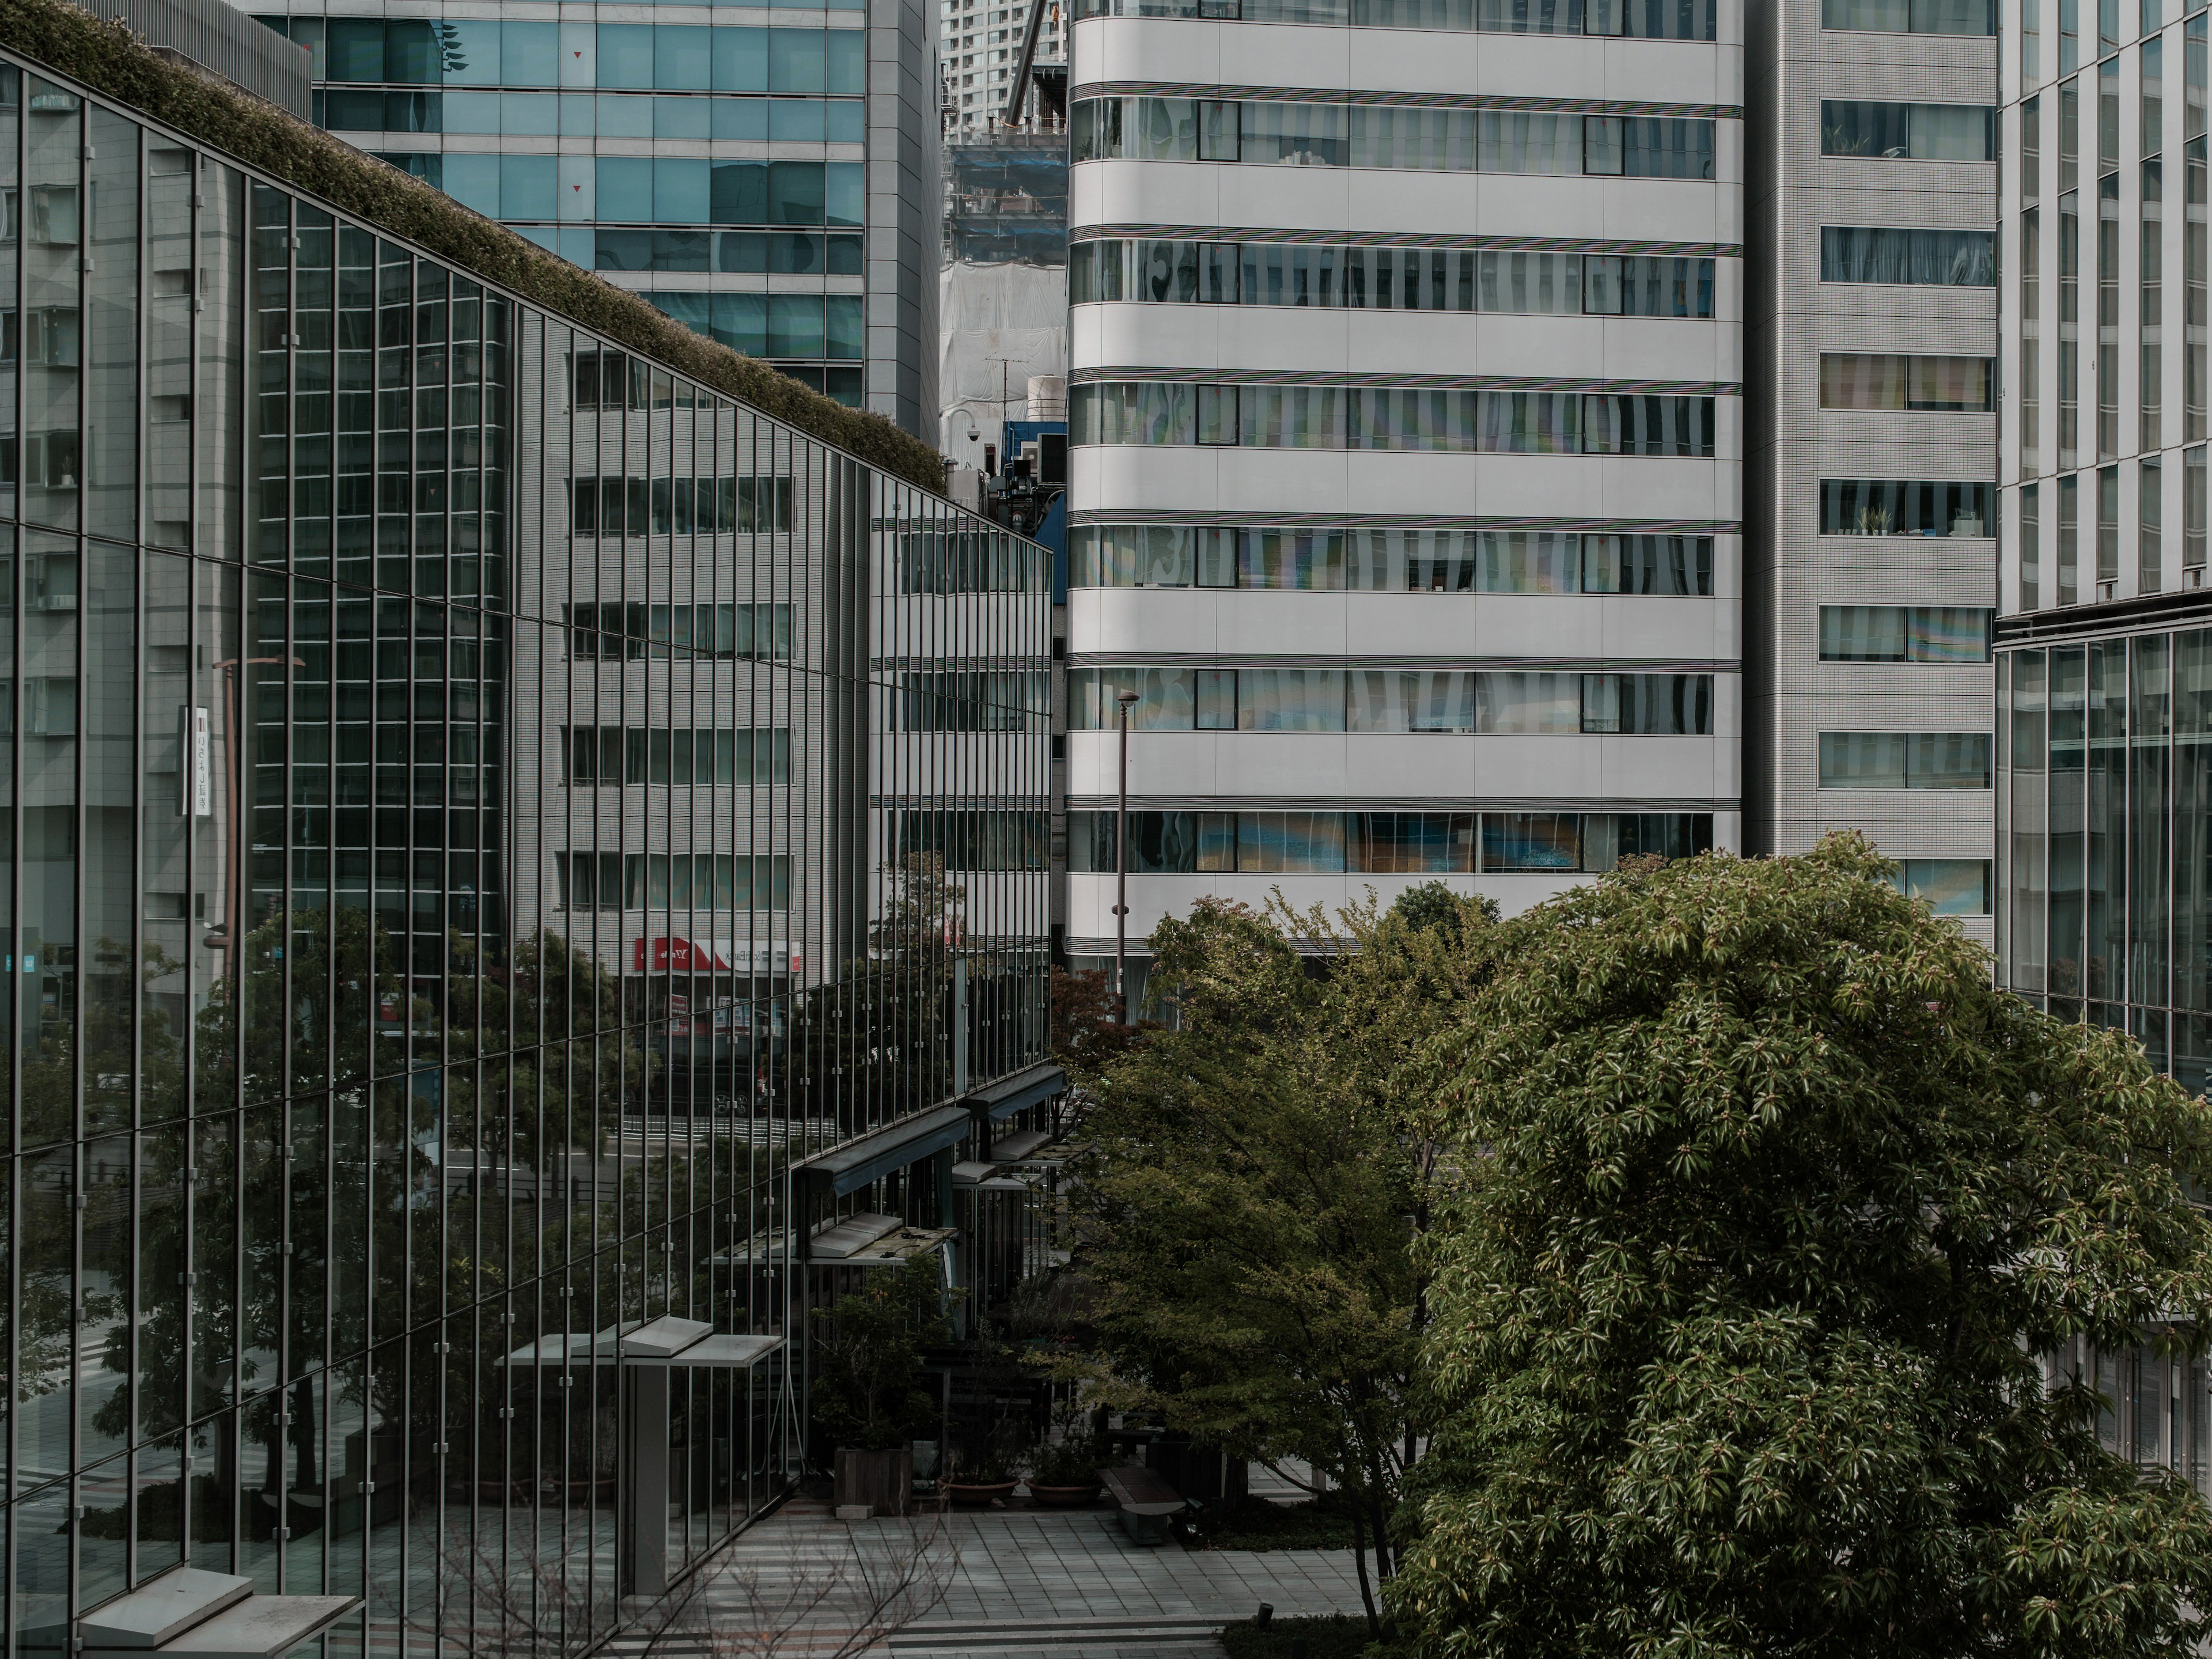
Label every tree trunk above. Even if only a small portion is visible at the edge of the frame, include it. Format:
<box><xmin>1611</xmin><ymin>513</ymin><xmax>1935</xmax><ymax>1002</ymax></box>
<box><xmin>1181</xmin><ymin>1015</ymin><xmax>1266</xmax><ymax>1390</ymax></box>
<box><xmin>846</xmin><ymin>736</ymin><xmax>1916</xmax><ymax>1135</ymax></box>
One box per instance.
<box><xmin>1349</xmin><ymin>1504</ymin><xmax>1380</xmax><ymax>1638</ymax></box>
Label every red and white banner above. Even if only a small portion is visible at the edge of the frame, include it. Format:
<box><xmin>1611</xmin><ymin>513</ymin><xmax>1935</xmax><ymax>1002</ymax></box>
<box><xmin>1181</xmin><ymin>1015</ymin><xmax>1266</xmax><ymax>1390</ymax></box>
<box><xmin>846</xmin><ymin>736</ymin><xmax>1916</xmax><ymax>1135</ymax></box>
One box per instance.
<box><xmin>632</xmin><ymin>937</ymin><xmax>801</xmax><ymax>975</ymax></box>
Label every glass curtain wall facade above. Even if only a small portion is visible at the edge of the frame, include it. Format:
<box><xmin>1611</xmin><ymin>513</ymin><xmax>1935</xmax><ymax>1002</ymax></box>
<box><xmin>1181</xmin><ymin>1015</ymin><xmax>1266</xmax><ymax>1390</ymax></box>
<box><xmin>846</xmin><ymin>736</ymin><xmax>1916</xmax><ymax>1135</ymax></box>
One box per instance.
<box><xmin>251</xmin><ymin>5</ymin><xmax>944</xmax><ymax>434</ymax></box>
<box><xmin>0</xmin><ymin>44</ymin><xmax>1050</xmax><ymax>1654</ymax></box>
<box><xmin>1997</xmin><ymin>0</ymin><xmax>2212</xmax><ymax>1503</ymax></box>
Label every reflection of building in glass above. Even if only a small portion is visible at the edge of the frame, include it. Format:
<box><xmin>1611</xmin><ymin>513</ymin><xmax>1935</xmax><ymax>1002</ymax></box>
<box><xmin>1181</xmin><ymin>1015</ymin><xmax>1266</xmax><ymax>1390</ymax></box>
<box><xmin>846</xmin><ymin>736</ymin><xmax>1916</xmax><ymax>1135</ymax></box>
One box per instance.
<box><xmin>250</xmin><ymin>5</ymin><xmax>942</xmax><ymax>427</ymax></box>
<box><xmin>0</xmin><ymin>23</ymin><xmax>1054</xmax><ymax>1650</ymax></box>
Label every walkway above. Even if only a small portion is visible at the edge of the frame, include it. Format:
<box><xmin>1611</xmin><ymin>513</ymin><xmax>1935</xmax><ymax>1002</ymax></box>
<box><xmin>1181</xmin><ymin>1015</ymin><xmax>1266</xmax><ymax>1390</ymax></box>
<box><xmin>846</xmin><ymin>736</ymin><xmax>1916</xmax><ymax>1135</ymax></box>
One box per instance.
<box><xmin>672</xmin><ymin>1495</ymin><xmax>1372</xmax><ymax>1658</ymax></box>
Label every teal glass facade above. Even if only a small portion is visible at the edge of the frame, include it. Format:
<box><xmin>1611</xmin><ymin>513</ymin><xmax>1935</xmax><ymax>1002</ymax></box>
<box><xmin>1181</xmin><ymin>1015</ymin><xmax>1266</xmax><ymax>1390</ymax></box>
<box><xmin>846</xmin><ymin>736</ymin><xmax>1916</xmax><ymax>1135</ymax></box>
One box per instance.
<box><xmin>1996</xmin><ymin>622</ymin><xmax>2212</xmax><ymax>1091</ymax></box>
<box><xmin>255</xmin><ymin>12</ymin><xmax>882</xmax><ymax>408</ymax></box>
<box><xmin>0</xmin><ymin>43</ymin><xmax>1050</xmax><ymax>1652</ymax></box>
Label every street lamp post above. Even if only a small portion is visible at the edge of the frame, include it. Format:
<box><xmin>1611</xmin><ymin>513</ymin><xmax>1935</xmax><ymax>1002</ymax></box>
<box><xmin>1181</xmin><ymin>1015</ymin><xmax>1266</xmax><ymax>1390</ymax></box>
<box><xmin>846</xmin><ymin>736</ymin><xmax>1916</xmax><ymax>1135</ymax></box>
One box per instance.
<box><xmin>1115</xmin><ymin>689</ymin><xmax>1139</xmax><ymax>1024</ymax></box>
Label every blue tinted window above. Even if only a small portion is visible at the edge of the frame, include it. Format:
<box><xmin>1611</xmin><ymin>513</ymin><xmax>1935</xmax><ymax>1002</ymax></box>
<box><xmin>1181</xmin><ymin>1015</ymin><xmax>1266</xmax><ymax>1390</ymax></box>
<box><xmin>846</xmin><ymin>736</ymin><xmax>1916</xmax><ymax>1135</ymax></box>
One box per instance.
<box><xmin>560</xmin><ymin>93</ymin><xmax>597</xmax><ymax>136</ymax></box>
<box><xmin>655</xmin><ymin>97</ymin><xmax>711</xmax><ymax>139</ymax></box>
<box><xmin>770</xmin><ymin>99</ymin><xmax>825</xmax><ymax>141</ymax></box>
<box><xmin>768</xmin><ymin>294</ymin><xmax>825</xmax><ymax>355</ymax></box>
<box><xmin>442</xmin><ymin>153</ymin><xmax>501</xmax><ymax>215</ymax></box>
<box><xmin>714</xmin><ymin>28</ymin><xmax>769</xmax><ymax>90</ymax></box>
<box><xmin>768</xmin><ymin>160</ymin><xmax>826</xmax><ymax>224</ymax></box>
<box><xmin>320</xmin><ymin>88</ymin><xmax>387</xmax><ymax>129</ymax></box>
<box><xmin>325</xmin><ymin>18</ymin><xmax>384</xmax><ymax>81</ymax></box>
<box><xmin>826</xmin><ymin>295</ymin><xmax>863</xmax><ymax>358</ymax></box>
<box><xmin>501</xmin><ymin>155</ymin><xmax>558</xmax><ymax>218</ymax></box>
<box><xmin>654</xmin><ymin>160</ymin><xmax>711</xmax><ymax>224</ymax></box>
<box><xmin>385</xmin><ymin>20</ymin><xmax>441</xmax><ymax>82</ymax></box>
<box><xmin>598</xmin><ymin>24</ymin><xmax>655</xmax><ymax>87</ymax></box>
<box><xmin>719</xmin><ymin>232</ymin><xmax>767</xmax><ymax>272</ymax></box>
<box><xmin>597</xmin><ymin>157</ymin><xmax>654</xmax><ymax>217</ymax></box>
<box><xmin>825</xmin><ymin>29</ymin><xmax>865</xmax><ymax>94</ymax></box>
<box><xmin>503</xmin><ymin>92</ymin><xmax>558</xmax><ymax>135</ymax></box>
<box><xmin>770</xmin><ymin>29</ymin><xmax>827</xmax><ymax>92</ymax></box>
<box><xmin>711</xmin><ymin>161</ymin><xmax>768</xmax><ymax>222</ymax></box>
<box><xmin>651</xmin><ymin>293</ymin><xmax>711</xmax><ymax>334</ymax></box>
<box><xmin>596</xmin><ymin>229</ymin><xmax>652</xmax><ymax>271</ymax></box>
<box><xmin>441</xmin><ymin>20</ymin><xmax>502</xmax><ymax>84</ymax></box>
<box><xmin>655</xmin><ymin>25</ymin><xmax>711</xmax><ymax>88</ymax></box>
<box><xmin>598</xmin><ymin>94</ymin><xmax>654</xmax><ymax>137</ymax></box>
<box><xmin>826</xmin><ymin>161</ymin><xmax>862</xmax><ymax>227</ymax></box>
<box><xmin>503</xmin><ymin>22</ymin><xmax>559</xmax><ymax>83</ymax></box>
<box><xmin>710</xmin><ymin>291</ymin><xmax>768</xmax><ymax>354</ymax></box>
<box><xmin>713</xmin><ymin>99</ymin><xmax>768</xmax><ymax>139</ymax></box>
<box><xmin>827</xmin><ymin>99</ymin><xmax>863</xmax><ymax>141</ymax></box>
<box><xmin>441</xmin><ymin>91</ymin><xmax>501</xmax><ymax>133</ymax></box>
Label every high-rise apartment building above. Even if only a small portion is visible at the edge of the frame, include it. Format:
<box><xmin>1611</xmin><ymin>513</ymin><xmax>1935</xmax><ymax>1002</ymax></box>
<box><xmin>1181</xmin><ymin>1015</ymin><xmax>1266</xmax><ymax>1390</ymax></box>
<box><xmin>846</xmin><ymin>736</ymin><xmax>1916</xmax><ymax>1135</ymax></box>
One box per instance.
<box><xmin>941</xmin><ymin>0</ymin><xmax>1065</xmax><ymax>134</ymax></box>
<box><xmin>1996</xmin><ymin>0</ymin><xmax>2212</xmax><ymax>1078</ymax></box>
<box><xmin>1744</xmin><ymin>0</ymin><xmax>1999</xmax><ymax>953</ymax></box>
<box><xmin>253</xmin><ymin>0</ymin><xmax>943</xmax><ymax>431</ymax></box>
<box><xmin>0</xmin><ymin>10</ymin><xmax>1060</xmax><ymax>1644</ymax></box>
<box><xmin>1063</xmin><ymin>0</ymin><xmax>1741</xmax><ymax>980</ymax></box>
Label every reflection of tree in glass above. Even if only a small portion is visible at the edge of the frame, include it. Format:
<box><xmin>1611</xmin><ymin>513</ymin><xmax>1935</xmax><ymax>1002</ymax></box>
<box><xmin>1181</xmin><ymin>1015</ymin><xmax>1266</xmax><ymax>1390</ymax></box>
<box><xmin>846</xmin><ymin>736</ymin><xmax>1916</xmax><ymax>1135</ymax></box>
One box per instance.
<box><xmin>789</xmin><ymin>854</ymin><xmax>965</xmax><ymax>1132</ymax></box>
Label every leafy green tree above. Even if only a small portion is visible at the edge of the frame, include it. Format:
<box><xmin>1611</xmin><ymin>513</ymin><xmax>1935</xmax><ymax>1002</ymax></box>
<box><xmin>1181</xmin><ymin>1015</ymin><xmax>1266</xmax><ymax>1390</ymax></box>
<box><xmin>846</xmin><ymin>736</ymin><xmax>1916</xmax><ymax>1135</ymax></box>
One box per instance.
<box><xmin>1391</xmin><ymin>834</ymin><xmax>2212</xmax><ymax>1658</ymax></box>
<box><xmin>809</xmin><ymin>1253</ymin><xmax>950</xmax><ymax>1453</ymax></box>
<box><xmin>1070</xmin><ymin>889</ymin><xmax>1498</xmax><ymax>1633</ymax></box>
<box><xmin>789</xmin><ymin>854</ymin><xmax>965</xmax><ymax>1132</ymax></box>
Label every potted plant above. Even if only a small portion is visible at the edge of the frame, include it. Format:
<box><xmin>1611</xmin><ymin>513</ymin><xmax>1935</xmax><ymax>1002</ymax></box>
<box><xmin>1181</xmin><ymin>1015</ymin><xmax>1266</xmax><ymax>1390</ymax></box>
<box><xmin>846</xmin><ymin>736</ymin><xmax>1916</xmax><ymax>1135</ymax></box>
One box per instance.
<box><xmin>809</xmin><ymin>1254</ymin><xmax>948</xmax><ymax>1517</ymax></box>
<box><xmin>1026</xmin><ymin>1433</ymin><xmax>1106</xmax><ymax>1506</ymax></box>
<box><xmin>942</xmin><ymin>1427</ymin><xmax>1024</xmax><ymax>1507</ymax></box>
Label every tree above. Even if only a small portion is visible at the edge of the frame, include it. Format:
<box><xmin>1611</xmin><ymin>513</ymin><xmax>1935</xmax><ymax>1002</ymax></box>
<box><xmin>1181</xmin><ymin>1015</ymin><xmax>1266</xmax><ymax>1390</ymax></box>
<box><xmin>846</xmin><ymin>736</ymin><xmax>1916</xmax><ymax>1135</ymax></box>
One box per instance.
<box><xmin>1390</xmin><ymin>834</ymin><xmax>2212</xmax><ymax>1659</ymax></box>
<box><xmin>1048</xmin><ymin>965</ymin><xmax>1145</xmax><ymax>1081</ymax></box>
<box><xmin>809</xmin><ymin>1253</ymin><xmax>950</xmax><ymax>1453</ymax></box>
<box><xmin>1068</xmin><ymin>888</ymin><xmax>1498</xmax><ymax>1634</ymax></box>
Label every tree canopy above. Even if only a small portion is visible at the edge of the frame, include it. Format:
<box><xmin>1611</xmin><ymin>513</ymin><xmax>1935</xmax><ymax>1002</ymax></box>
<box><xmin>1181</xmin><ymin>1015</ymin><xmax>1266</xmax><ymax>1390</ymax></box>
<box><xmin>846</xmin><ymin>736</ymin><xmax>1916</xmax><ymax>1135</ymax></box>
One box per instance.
<box><xmin>1390</xmin><ymin>834</ymin><xmax>2212</xmax><ymax>1658</ymax></box>
<box><xmin>1068</xmin><ymin>887</ymin><xmax>1498</xmax><ymax>1629</ymax></box>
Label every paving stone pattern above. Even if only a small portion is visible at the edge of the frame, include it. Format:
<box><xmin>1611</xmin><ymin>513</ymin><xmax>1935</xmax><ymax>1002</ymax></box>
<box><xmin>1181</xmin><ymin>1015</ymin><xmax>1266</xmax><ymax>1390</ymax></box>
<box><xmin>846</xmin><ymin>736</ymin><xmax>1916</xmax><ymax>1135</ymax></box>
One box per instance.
<box><xmin>678</xmin><ymin>1497</ymin><xmax>1369</xmax><ymax>1657</ymax></box>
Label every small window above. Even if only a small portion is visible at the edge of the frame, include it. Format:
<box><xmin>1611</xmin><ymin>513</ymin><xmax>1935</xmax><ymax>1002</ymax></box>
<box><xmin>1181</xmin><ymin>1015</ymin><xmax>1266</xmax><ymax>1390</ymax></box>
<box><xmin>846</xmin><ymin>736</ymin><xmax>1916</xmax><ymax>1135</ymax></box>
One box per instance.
<box><xmin>1818</xmin><ymin>605</ymin><xmax>1993</xmax><ymax>662</ymax></box>
<box><xmin>1817</xmin><ymin>731</ymin><xmax>1993</xmax><ymax>788</ymax></box>
<box><xmin>1893</xmin><ymin>858</ymin><xmax>1991</xmax><ymax>914</ymax></box>
<box><xmin>1821</xmin><ymin>100</ymin><xmax>1995</xmax><ymax>160</ymax></box>
<box><xmin>1818</xmin><ymin>479</ymin><xmax>1991</xmax><ymax>536</ymax></box>
<box><xmin>1819</xmin><ymin>353</ymin><xmax>1994</xmax><ymax>411</ymax></box>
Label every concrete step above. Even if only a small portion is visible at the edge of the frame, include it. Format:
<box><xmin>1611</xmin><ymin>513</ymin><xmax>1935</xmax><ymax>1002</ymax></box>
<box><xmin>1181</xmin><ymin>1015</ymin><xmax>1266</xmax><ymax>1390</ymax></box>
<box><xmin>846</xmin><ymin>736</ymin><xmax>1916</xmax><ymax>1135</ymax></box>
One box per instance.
<box><xmin>80</xmin><ymin>1570</ymin><xmax>253</xmax><ymax>1651</ymax></box>
<box><xmin>153</xmin><ymin>1596</ymin><xmax>357</xmax><ymax>1659</ymax></box>
<box><xmin>889</xmin><ymin>1615</ymin><xmax>1229</xmax><ymax>1650</ymax></box>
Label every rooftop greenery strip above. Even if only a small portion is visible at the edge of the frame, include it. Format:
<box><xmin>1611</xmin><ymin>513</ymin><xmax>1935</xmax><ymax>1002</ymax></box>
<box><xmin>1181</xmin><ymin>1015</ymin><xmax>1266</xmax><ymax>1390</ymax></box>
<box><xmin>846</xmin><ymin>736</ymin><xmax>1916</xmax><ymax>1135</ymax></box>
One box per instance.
<box><xmin>0</xmin><ymin>0</ymin><xmax>950</xmax><ymax>494</ymax></box>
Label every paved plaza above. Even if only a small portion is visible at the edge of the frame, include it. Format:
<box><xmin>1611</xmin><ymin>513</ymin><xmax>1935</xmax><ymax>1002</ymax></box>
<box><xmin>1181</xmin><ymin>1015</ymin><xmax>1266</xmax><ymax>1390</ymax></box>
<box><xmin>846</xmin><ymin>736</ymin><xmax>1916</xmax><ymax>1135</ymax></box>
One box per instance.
<box><xmin>664</xmin><ymin>1494</ymin><xmax>1372</xmax><ymax>1658</ymax></box>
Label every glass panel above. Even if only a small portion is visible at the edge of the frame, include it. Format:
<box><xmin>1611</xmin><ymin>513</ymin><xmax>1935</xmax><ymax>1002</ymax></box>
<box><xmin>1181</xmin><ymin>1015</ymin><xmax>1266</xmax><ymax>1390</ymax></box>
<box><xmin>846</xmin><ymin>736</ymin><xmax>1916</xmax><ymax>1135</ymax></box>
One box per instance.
<box><xmin>86</xmin><ymin>108</ymin><xmax>138</xmax><ymax>541</ymax></box>
<box><xmin>23</xmin><ymin>81</ymin><xmax>81</xmax><ymax>533</ymax></box>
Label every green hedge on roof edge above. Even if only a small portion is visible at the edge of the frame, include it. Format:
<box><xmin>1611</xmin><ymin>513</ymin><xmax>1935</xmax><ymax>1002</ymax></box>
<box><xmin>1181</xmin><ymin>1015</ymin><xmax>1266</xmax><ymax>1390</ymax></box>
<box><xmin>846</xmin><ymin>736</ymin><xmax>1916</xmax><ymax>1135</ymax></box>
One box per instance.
<box><xmin>0</xmin><ymin>0</ymin><xmax>950</xmax><ymax>494</ymax></box>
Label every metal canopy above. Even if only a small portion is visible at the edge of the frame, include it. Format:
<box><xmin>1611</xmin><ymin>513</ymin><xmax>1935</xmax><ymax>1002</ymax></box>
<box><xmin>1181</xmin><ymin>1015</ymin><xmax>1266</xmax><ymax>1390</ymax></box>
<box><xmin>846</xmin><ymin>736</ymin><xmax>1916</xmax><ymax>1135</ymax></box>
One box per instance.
<box><xmin>502</xmin><ymin>1320</ymin><xmax>783</xmax><ymax>1370</ymax></box>
<box><xmin>793</xmin><ymin>1103</ymin><xmax>972</xmax><ymax>1198</ymax></box>
<box><xmin>965</xmin><ymin>1060</ymin><xmax>1066</xmax><ymax>1125</ymax></box>
<box><xmin>624</xmin><ymin>1332</ymin><xmax>785</xmax><ymax>1368</ymax></box>
<box><xmin>620</xmin><ymin>1315</ymin><xmax>714</xmax><ymax>1359</ymax></box>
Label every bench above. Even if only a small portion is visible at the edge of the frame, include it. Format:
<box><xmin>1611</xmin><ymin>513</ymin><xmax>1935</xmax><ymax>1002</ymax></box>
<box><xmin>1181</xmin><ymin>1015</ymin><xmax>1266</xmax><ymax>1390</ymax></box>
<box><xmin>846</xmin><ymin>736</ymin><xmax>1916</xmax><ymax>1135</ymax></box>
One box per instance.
<box><xmin>1099</xmin><ymin>1464</ymin><xmax>1187</xmax><ymax>1546</ymax></box>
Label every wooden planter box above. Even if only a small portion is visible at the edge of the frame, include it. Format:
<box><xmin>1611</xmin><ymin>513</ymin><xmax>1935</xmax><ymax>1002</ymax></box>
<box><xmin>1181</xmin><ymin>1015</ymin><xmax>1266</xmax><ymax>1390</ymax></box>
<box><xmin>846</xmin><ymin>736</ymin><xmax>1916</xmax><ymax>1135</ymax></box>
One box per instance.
<box><xmin>834</xmin><ymin>1445</ymin><xmax>912</xmax><ymax>1517</ymax></box>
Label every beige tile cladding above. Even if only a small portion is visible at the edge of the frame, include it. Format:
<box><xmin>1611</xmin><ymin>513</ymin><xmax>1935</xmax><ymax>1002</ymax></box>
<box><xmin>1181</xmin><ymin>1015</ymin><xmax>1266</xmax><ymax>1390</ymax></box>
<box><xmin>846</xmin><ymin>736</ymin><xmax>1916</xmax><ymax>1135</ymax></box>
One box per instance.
<box><xmin>1745</xmin><ymin>0</ymin><xmax>1998</xmax><ymax>859</ymax></box>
